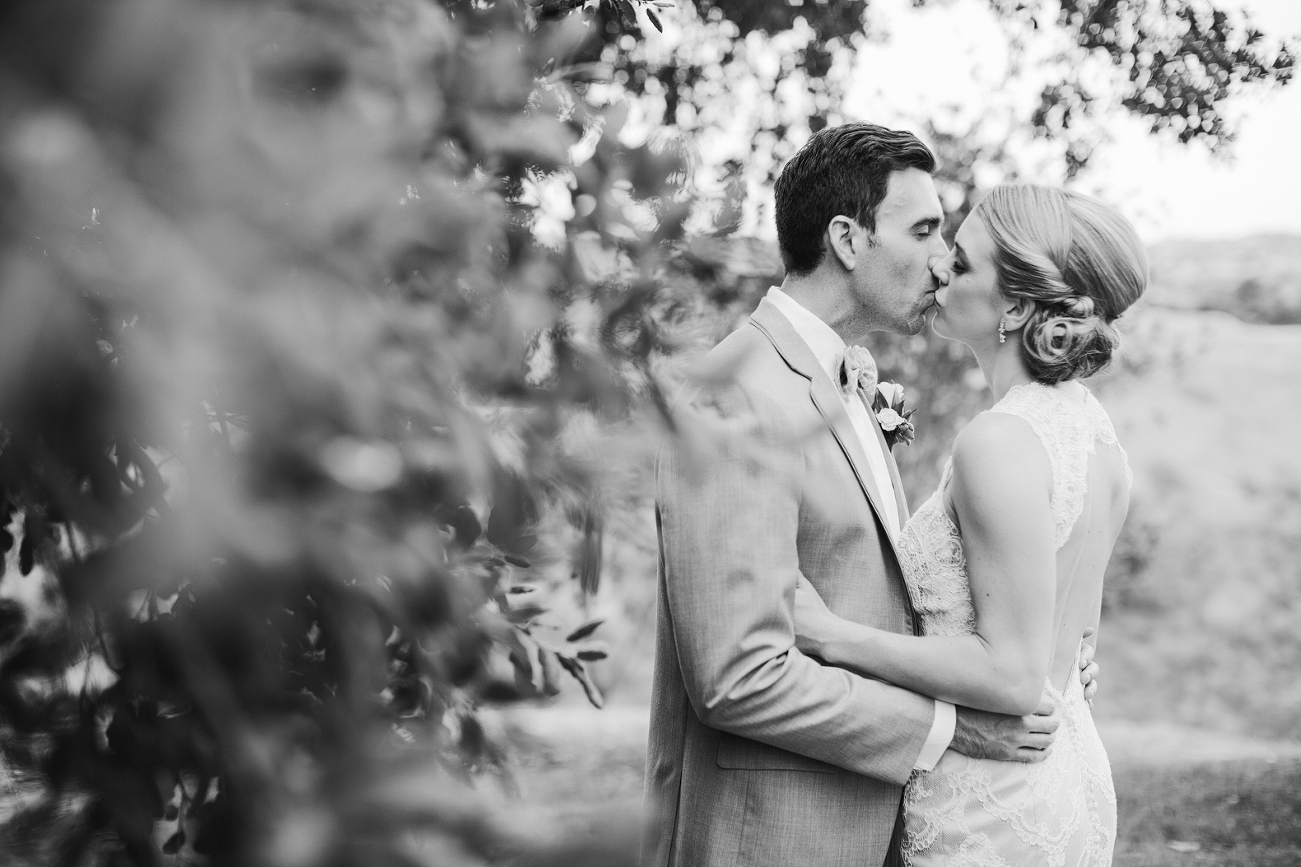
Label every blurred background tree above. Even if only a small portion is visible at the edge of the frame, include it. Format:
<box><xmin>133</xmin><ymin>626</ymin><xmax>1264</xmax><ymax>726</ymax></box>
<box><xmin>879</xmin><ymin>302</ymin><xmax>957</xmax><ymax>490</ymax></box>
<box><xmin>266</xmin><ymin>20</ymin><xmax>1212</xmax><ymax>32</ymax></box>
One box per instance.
<box><xmin>601</xmin><ymin>0</ymin><xmax>1294</xmax><ymax>190</ymax></box>
<box><xmin>585</xmin><ymin>0</ymin><xmax>1293</xmax><ymax>497</ymax></box>
<box><xmin>0</xmin><ymin>0</ymin><xmax>1293</xmax><ymax>865</ymax></box>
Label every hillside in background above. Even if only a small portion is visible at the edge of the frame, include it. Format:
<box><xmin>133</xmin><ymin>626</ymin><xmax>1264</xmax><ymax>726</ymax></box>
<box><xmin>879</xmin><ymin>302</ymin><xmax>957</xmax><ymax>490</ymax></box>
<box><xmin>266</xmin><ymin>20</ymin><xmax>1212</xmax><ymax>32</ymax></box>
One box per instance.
<box><xmin>1100</xmin><ymin>235</ymin><xmax>1301</xmax><ymax>740</ymax></box>
<box><xmin>1147</xmin><ymin>234</ymin><xmax>1301</xmax><ymax>324</ymax></box>
<box><xmin>1094</xmin><ymin>304</ymin><xmax>1301</xmax><ymax>739</ymax></box>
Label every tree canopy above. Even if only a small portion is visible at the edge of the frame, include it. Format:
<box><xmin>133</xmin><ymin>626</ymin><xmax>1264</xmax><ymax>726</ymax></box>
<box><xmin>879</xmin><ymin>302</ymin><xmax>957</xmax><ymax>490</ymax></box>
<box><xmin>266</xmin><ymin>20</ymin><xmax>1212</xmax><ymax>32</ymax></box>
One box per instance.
<box><xmin>603</xmin><ymin>0</ymin><xmax>1293</xmax><ymax>183</ymax></box>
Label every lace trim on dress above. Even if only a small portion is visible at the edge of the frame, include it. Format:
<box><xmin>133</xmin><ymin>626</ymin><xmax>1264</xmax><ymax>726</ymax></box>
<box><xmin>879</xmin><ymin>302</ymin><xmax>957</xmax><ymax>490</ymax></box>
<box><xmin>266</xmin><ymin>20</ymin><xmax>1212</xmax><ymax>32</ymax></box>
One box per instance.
<box><xmin>895</xmin><ymin>459</ymin><xmax>974</xmax><ymax>639</ymax></box>
<box><xmin>985</xmin><ymin>382</ymin><xmax>1131</xmax><ymax>550</ymax></box>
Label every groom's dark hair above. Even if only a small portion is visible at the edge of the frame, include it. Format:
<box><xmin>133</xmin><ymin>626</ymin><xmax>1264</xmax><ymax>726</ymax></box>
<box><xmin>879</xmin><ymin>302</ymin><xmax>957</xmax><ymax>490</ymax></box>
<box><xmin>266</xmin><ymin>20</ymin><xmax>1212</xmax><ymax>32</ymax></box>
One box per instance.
<box><xmin>774</xmin><ymin>123</ymin><xmax>936</xmax><ymax>276</ymax></box>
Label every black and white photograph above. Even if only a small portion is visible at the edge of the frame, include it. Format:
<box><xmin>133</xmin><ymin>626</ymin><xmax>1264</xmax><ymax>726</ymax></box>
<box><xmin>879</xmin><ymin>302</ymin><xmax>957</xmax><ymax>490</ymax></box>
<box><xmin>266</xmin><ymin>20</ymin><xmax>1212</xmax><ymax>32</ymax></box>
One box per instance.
<box><xmin>0</xmin><ymin>0</ymin><xmax>1297</xmax><ymax>865</ymax></box>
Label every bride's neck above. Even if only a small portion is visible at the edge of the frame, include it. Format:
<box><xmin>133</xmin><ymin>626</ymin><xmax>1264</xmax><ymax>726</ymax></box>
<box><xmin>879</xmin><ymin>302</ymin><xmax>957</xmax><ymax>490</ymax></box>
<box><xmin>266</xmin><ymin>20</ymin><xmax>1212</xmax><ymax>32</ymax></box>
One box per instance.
<box><xmin>973</xmin><ymin>342</ymin><xmax>1035</xmax><ymax>402</ymax></box>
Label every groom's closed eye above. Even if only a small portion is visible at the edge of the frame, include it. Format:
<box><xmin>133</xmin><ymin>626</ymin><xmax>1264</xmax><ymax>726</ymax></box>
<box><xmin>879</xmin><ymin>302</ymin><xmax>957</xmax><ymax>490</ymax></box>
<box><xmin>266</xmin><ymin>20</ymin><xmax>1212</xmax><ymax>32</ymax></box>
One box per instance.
<box><xmin>913</xmin><ymin>218</ymin><xmax>943</xmax><ymax>238</ymax></box>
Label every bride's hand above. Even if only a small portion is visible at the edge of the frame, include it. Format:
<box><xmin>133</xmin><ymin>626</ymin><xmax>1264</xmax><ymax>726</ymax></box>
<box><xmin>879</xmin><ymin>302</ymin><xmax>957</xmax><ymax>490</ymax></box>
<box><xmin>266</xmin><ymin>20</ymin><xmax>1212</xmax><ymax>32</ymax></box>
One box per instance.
<box><xmin>793</xmin><ymin>575</ymin><xmax>844</xmax><ymax>659</ymax></box>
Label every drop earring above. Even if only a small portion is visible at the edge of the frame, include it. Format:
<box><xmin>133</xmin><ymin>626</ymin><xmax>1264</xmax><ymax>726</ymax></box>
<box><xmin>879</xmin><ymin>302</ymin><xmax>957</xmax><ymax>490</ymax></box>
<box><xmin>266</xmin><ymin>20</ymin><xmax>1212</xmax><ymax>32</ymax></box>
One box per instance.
<box><xmin>998</xmin><ymin>319</ymin><xmax>1007</xmax><ymax>344</ymax></box>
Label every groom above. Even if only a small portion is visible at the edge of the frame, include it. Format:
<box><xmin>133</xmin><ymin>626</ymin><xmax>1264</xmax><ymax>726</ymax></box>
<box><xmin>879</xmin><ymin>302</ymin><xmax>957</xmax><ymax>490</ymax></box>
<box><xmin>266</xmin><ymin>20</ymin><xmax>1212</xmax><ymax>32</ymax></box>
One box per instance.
<box><xmin>643</xmin><ymin>124</ymin><xmax>1070</xmax><ymax>867</ymax></box>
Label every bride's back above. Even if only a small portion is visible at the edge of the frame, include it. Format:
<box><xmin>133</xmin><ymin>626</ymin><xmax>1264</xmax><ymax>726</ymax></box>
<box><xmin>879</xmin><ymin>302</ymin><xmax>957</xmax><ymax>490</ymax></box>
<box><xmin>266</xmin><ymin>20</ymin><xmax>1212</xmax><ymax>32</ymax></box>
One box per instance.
<box><xmin>1050</xmin><ymin>428</ymin><xmax>1130</xmax><ymax>692</ymax></box>
<box><xmin>983</xmin><ymin>380</ymin><xmax>1133</xmax><ymax>696</ymax></box>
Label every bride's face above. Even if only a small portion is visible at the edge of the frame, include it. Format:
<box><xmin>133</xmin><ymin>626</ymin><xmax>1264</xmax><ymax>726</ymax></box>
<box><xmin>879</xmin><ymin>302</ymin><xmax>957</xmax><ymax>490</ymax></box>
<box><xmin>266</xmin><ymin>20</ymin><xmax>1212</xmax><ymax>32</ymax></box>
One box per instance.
<box><xmin>929</xmin><ymin>214</ymin><xmax>1004</xmax><ymax>345</ymax></box>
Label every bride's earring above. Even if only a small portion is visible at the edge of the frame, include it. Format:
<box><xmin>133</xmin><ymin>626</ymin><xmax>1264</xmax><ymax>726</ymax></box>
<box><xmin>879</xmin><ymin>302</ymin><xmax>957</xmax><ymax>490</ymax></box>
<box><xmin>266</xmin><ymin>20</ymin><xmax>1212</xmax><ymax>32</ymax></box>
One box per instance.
<box><xmin>998</xmin><ymin>319</ymin><xmax>1007</xmax><ymax>344</ymax></box>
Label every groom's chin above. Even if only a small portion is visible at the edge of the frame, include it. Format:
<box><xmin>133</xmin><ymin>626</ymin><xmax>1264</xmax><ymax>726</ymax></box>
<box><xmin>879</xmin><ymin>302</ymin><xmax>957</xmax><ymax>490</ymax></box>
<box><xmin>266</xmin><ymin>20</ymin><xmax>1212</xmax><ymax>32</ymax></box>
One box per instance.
<box><xmin>900</xmin><ymin>313</ymin><xmax>929</xmax><ymax>337</ymax></box>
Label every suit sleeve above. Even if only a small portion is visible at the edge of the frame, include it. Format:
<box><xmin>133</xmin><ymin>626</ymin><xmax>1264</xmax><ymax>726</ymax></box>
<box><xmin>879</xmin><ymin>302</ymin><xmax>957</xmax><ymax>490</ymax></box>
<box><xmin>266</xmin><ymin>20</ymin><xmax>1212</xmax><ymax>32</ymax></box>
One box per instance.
<box><xmin>658</xmin><ymin>384</ymin><xmax>936</xmax><ymax>786</ymax></box>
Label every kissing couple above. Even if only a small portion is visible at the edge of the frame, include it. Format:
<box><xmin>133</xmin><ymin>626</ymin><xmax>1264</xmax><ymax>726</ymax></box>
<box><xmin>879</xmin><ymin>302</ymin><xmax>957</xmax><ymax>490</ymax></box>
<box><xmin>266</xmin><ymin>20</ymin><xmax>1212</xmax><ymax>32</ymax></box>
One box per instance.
<box><xmin>644</xmin><ymin>122</ymin><xmax>1146</xmax><ymax>867</ymax></box>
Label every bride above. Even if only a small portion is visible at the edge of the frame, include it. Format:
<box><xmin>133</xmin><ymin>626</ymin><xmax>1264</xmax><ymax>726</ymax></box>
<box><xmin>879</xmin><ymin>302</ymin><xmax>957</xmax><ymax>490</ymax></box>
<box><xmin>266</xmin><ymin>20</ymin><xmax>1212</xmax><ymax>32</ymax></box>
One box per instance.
<box><xmin>795</xmin><ymin>184</ymin><xmax>1147</xmax><ymax>867</ymax></box>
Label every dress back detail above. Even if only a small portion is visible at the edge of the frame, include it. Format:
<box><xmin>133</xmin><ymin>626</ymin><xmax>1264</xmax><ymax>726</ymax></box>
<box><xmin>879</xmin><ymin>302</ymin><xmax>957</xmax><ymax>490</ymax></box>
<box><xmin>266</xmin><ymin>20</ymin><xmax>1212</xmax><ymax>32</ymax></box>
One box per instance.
<box><xmin>988</xmin><ymin>381</ymin><xmax>1132</xmax><ymax>550</ymax></box>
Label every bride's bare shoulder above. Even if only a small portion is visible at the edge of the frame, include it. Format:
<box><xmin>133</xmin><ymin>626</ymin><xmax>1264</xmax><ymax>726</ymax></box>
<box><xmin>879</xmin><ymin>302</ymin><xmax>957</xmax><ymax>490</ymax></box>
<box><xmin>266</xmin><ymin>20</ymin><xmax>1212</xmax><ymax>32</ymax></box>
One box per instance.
<box><xmin>949</xmin><ymin>411</ymin><xmax>1052</xmax><ymax>493</ymax></box>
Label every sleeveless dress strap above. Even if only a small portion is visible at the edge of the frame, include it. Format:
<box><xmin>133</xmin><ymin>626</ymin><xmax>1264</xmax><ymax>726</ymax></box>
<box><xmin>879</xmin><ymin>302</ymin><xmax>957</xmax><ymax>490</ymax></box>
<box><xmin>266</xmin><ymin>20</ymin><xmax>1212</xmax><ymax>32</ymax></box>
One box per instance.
<box><xmin>984</xmin><ymin>382</ymin><xmax>1095</xmax><ymax>550</ymax></box>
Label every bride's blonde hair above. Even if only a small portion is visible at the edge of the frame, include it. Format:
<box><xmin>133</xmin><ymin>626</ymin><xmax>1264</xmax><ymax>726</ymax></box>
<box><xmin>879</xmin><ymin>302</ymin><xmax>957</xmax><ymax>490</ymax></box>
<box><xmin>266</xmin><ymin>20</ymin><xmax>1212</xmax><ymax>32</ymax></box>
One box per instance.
<box><xmin>972</xmin><ymin>185</ymin><xmax>1148</xmax><ymax>384</ymax></box>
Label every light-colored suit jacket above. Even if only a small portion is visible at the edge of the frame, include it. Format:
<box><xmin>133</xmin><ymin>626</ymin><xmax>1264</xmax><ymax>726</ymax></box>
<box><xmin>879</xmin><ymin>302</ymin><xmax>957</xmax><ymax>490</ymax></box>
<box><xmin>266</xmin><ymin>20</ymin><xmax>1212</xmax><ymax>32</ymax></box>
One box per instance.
<box><xmin>643</xmin><ymin>298</ymin><xmax>935</xmax><ymax>867</ymax></box>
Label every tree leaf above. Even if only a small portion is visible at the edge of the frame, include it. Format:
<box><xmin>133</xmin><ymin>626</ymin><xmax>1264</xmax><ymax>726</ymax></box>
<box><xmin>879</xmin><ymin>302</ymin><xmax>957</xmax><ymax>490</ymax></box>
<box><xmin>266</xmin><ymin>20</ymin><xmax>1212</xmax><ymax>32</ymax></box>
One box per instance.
<box><xmin>566</xmin><ymin>618</ymin><xmax>604</xmax><ymax>642</ymax></box>
<box><xmin>557</xmin><ymin>654</ymin><xmax>604</xmax><ymax>708</ymax></box>
<box><xmin>504</xmin><ymin>602</ymin><xmax>546</xmax><ymax>624</ymax></box>
<box><xmin>540</xmin><ymin>647</ymin><xmax>563</xmax><ymax>696</ymax></box>
<box><xmin>617</xmin><ymin>0</ymin><xmax>639</xmax><ymax>31</ymax></box>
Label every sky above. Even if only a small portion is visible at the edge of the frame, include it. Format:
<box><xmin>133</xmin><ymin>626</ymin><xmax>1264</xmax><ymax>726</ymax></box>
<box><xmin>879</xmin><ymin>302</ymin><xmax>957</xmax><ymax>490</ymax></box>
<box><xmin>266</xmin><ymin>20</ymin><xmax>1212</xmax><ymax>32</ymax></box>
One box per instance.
<box><xmin>842</xmin><ymin>0</ymin><xmax>1301</xmax><ymax>243</ymax></box>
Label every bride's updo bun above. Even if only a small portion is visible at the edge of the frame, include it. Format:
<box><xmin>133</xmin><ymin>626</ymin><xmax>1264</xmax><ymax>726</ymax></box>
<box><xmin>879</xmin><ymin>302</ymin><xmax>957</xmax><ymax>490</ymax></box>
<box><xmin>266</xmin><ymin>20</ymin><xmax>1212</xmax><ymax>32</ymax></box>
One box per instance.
<box><xmin>972</xmin><ymin>185</ymin><xmax>1148</xmax><ymax>385</ymax></box>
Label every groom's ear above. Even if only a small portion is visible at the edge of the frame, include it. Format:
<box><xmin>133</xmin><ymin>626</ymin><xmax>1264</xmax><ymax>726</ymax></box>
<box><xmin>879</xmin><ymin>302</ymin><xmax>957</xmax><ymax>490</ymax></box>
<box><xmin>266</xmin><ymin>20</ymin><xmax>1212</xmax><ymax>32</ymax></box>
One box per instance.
<box><xmin>826</xmin><ymin>215</ymin><xmax>860</xmax><ymax>271</ymax></box>
<box><xmin>1003</xmin><ymin>297</ymin><xmax>1037</xmax><ymax>332</ymax></box>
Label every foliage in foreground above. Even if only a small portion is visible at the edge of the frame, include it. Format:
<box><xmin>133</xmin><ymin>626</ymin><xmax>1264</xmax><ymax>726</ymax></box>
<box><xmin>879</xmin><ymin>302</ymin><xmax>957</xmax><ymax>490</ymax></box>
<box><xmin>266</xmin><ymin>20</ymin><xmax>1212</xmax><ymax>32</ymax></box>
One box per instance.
<box><xmin>0</xmin><ymin>0</ymin><xmax>688</xmax><ymax>863</ymax></box>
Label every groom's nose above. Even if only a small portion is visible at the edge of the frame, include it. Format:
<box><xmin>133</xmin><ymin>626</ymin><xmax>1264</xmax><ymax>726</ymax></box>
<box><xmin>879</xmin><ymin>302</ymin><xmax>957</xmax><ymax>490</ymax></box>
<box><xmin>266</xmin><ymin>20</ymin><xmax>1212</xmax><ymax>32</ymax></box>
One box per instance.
<box><xmin>930</xmin><ymin>258</ymin><xmax>950</xmax><ymax>286</ymax></box>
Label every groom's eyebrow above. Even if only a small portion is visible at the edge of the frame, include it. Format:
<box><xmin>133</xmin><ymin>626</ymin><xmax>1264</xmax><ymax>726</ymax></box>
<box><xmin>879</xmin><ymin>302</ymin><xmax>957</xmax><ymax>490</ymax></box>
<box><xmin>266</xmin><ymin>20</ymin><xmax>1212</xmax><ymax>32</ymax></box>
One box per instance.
<box><xmin>913</xmin><ymin>216</ymin><xmax>943</xmax><ymax>232</ymax></box>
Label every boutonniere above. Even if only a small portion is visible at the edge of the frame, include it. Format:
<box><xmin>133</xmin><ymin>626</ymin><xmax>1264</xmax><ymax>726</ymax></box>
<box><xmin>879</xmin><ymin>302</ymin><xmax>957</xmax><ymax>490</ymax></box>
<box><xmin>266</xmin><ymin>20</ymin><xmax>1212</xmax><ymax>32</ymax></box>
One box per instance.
<box><xmin>872</xmin><ymin>381</ymin><xmax>915</xmax><ymax>450</ymax></box>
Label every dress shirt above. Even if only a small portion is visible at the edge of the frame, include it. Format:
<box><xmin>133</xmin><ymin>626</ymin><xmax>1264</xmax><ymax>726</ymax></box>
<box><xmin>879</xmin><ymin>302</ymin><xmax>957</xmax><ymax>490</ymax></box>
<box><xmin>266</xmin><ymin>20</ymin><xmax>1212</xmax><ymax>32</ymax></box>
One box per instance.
<box><xmin>764</xmin><ymin>286</ymin><xmax>955</xmax><ymax>771</ymax></box>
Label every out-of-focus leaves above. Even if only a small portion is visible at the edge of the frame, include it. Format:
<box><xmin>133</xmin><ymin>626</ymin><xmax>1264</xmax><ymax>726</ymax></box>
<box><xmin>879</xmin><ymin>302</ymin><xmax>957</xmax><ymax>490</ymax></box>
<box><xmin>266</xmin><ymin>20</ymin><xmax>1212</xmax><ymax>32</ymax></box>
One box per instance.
<box><xmin>574</xmin><ymin>641</ymin><xmax>609</xmax><ymax>661</ymax></box>
<box><xmin>0</xmin><ymin>0</ymin><xmax>679</xmax><ymax>862</ymax></box>
<box><xmin>627</xmin><ymin>146</ymin><xmax>686</xmax><ymax>200</ymax></box>
<box><xmin>486</xmin><ymin>471</ymin><xmax>540</xmax><ymax>560</ymax></box>
<box><xmin>556</xmin><ymin>654</ymin><xmax>604</xmax><ymax>708</ymax></box>
<box><xmin>574</xmin><ymin>507</ymin><xmax>603</xmax><ymax>595</ymax></box>
<box><xmin>462</xmin><ymin>114</ymin><xmax>577</xmax><ymax>173</ymax></box>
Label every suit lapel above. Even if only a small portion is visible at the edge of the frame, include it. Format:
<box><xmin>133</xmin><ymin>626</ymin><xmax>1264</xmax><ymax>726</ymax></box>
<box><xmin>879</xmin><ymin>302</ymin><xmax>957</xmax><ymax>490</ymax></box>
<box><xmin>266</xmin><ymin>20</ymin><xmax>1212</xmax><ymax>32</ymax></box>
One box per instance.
<box><xmin>856</xmin><ymin>387</ymin><xmax>919</xmax><ymax>635</ymax></box>
<box><xmin>750</xmin><ymin>300</ymin><xmax>903</xmax><ymax>556</ymax></box>
<box><xmin>858</xmin><ymin>390</ymin><xmax>911</xmax><ymax>528</ymax></box>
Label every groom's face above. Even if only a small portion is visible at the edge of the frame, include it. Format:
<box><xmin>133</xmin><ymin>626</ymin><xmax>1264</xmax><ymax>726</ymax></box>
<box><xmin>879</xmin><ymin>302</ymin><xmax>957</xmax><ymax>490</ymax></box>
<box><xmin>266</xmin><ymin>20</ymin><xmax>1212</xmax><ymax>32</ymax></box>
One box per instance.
<box><xmin>849</xmin><ymin>168</ymin><xmax>948</xmax><ymax>336</ymax></box>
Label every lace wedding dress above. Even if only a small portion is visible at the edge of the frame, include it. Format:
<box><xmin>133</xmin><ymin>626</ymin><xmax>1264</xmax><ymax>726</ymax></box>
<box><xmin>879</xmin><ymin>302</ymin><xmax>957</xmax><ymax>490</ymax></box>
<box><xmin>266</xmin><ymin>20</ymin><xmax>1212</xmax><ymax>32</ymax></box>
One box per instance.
<box><xmin>897</xmin><ymin>382</ymin><xmax>1126</xmax><ymax>867</ymax></box>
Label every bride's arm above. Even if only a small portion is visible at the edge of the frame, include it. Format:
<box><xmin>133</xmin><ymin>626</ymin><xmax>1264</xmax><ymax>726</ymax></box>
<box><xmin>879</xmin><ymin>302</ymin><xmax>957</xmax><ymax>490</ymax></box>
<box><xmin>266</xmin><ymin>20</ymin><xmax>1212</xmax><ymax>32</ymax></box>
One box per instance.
<box><xmin>799</xmin><ymin>412</ymin><xmax>1056</xmax><ymax>715</ymax></box>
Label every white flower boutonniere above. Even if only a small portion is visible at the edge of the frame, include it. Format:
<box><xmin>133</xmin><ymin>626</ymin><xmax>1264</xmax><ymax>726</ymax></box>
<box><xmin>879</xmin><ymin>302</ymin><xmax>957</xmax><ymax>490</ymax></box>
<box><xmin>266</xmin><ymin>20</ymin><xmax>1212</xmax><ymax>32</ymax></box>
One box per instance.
<box><xmin>872</xmin><ymin>381</ymin><xmax>916</xmax><ymax>450</ymax></box>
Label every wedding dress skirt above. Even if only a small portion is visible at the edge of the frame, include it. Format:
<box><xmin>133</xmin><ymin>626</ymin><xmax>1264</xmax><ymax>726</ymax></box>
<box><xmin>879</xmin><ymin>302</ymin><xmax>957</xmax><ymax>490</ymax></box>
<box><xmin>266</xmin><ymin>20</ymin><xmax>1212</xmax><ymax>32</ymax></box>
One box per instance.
<box><xmin>897</xmin><ymin>383</ymin><xmax>1121</xmax><ymax>867</ymax></box>
<box><xmin>901</xmin><ymin>653</ymin><xmax>1115</xmax><ymax>866</ymax></box>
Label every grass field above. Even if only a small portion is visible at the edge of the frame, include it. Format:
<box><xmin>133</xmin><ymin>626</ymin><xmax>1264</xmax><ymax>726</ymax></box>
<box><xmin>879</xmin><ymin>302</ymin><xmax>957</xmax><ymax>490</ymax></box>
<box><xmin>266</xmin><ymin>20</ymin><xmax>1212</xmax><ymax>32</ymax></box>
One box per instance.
<box><xmin>496</xmin><ymin>708</ymin><xmax>1301</xmax><ymax>866</ymax></box>
<box><xmin>1114</xmin><ymin>760</ymin><xmax>1301</xmax><ymax>866</ymax></box>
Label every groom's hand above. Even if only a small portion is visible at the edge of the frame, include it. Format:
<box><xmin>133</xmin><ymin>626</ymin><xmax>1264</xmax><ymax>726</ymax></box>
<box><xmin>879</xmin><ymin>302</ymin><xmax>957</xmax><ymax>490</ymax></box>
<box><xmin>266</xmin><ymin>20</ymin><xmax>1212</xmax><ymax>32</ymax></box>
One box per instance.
<box><xmin>950</xmin><ymin>697</ymin><xmax>1060</xmax><ymax>763</ymax></box>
